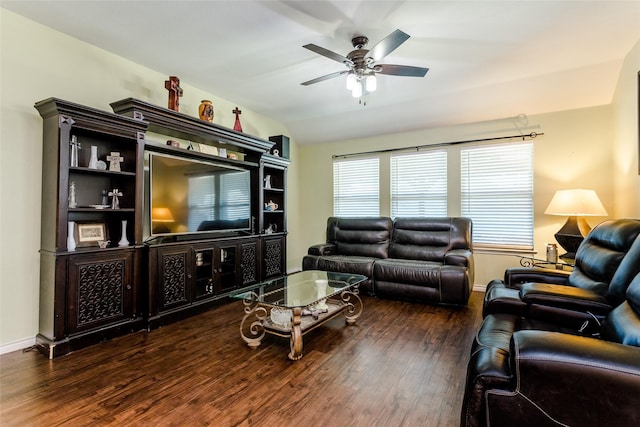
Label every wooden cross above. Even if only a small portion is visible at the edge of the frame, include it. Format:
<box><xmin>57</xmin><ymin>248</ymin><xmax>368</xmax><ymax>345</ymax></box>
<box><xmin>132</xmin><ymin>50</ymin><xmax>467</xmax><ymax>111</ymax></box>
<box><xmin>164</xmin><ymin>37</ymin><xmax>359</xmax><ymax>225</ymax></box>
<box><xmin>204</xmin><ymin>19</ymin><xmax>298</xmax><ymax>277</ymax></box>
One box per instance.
<box><xmin>233</xmin><ymin>107</ymin><xmax>243</xmax><ymax>132</ymax></box>
<box><xmin>108</xmin><ymin>188</ymin><xmax>123</xmax><ymax>209</ymax></box>
<box><xmin>165</xmin><ymin>76</ymin><xmax>183</xmax><ymax>112</ymax></box>
<box><xmin>107</xmin><ymin>152</ymin><xmax>124</xmax><ymax>172</ymax></box>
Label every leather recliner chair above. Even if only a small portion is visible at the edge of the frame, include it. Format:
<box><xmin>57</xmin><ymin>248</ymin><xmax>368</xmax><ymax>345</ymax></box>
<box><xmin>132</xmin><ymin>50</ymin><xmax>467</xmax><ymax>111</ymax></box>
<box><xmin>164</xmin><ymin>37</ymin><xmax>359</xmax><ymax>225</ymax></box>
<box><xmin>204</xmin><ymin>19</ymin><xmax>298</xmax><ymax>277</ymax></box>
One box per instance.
<box><xmin>482</xmin><ymin>219</ymin><xmax>640</xmax><ymax>331</ymax></box>
<box><xmin>461</xmin><ymin>271</ymin><xmax>640</xmax><ymax>427</ymax></box>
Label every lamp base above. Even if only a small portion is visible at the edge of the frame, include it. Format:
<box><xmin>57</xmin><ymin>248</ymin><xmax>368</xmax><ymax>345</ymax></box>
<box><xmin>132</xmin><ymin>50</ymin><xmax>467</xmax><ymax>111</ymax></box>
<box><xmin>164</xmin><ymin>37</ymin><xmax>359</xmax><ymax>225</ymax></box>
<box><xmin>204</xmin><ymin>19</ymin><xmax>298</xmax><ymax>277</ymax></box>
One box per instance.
<box><xmin>554</xmin><ymin>216</ymin><xmax>592</xmax><ymax>259</ymax></box>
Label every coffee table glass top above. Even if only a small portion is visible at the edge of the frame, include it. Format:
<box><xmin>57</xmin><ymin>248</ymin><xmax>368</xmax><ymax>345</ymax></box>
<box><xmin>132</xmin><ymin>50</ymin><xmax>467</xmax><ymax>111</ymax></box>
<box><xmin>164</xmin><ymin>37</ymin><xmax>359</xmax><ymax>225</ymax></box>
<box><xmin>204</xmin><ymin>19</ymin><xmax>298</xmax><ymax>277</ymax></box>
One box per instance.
<box><xmin>230</xmin><ymin>270</ymin><xmax>366</xmax><ymax>309</ymax></box>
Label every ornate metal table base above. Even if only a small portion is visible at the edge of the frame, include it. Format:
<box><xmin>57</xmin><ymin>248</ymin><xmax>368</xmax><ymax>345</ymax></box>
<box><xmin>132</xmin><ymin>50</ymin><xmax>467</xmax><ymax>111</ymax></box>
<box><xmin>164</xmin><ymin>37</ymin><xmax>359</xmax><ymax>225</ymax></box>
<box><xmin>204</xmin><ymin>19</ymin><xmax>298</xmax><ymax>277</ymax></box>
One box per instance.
<box><xmin>239</xmin><ymin>289</ymin><xmax>363</xmax><ymax>360</ymax></box>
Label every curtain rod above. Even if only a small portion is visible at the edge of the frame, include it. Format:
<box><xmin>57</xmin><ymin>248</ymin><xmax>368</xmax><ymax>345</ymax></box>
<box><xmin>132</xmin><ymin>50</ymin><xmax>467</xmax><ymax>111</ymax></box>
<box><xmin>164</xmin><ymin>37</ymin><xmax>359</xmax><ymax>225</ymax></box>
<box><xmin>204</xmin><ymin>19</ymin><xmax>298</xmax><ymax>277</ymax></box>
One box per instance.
<box><xmin>332</xmin><ymin>131</ymin><xmax>543</xmax><ymax>159</ymax></box>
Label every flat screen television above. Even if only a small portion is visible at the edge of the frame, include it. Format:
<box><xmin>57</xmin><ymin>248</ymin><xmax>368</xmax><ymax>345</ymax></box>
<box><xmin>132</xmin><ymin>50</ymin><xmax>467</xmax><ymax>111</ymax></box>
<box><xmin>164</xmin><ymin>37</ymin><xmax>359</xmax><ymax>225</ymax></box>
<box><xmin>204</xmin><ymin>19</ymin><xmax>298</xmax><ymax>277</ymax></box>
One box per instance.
<box><xmin>145</xmin><ymin>152</ymin><xmax>251</xmax><ymax>237</ymax></box>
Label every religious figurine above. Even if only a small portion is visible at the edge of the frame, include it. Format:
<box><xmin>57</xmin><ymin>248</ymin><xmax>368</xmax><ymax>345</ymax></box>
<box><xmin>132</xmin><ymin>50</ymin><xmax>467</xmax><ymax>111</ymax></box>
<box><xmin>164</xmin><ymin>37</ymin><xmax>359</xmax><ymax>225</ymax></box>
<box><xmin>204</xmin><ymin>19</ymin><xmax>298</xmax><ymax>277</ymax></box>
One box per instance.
<box><xmin>107</xmin><ymin>152</ymin><xmax>123</xmax><ymax>172</ymax></box>
<box><xmin>232</xmin><ymin>107</ymin><xmax>243</xmax><ymax>132</ymax></box>
<box><xmin>264</xmin><ymin>175</ymin><xmax>271</xmax><ymax>189</ymax></box>
<box><xmin>108</xmin><ymin>188</ymin><xmax>123</xmax><ymax>209</ymax></box>
<box><xmin>68</xmin><ymin>181</ymin><xmax>77</xmax><ymax>208</ymax></box>
<box><xmin>164</xmin><ymin>76</ymin><xmax>183</xmax><ymax>112</ymax></box>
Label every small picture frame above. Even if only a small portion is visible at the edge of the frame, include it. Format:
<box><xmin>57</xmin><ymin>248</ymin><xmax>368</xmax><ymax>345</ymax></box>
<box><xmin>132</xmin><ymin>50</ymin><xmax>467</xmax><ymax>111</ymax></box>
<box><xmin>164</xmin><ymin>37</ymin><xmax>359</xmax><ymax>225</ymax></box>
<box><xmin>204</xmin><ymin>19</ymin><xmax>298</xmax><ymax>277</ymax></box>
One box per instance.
<box><xmin>199</xmin><ymin>144</ymin><xmax>218</xmax><ymax>156</ymax></box>
<box><xmin>76</xmin><ymin>222</ymin><xmax>107</xmax><ymax>247</ymax></box>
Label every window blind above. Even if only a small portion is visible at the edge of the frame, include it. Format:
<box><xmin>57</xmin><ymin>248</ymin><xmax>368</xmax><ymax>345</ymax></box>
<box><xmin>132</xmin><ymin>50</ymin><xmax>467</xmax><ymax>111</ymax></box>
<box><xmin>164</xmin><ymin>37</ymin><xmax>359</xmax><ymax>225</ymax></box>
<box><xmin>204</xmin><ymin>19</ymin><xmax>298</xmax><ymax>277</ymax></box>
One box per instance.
<box><xmin>391</xmin><ymin>150</ymin><xmax>447</xmax><ymax>218</ymax></box>
<box><xmin>461</xmin><ymin>142</ymin><xmax>534</xmax><ymax>249</ymax></box>
<box><xmin>333</xmin><ymin>158</ymin><xmax>380</xmax><ymax>217</ymax></box>
<box><xmin>188</xmin><ymin>172</ymin><xmax>250</xmax><ymax>229</ymax></box>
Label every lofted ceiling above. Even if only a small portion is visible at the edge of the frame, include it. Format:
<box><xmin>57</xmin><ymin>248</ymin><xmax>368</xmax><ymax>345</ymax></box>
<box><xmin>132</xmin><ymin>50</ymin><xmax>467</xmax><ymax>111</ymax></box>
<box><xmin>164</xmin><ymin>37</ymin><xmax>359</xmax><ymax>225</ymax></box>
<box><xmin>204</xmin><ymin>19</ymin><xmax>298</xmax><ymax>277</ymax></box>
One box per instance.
<box><xmin>2</xmin><ymin>1</ymin><xmax>640</xmax><ymax>144</ymax></box>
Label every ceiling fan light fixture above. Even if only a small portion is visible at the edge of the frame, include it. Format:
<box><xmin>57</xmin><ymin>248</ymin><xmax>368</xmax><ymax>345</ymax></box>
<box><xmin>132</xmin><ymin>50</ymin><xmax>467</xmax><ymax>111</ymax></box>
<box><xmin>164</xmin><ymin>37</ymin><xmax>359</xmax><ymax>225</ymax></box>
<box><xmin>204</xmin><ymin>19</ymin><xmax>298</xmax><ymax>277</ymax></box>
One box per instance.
<box><xmin>351</xmin><ymin>80</ymin><xmax>363</xmax><ymax>98</ymax></box>
<box><xmin>365</xmin><ymin>74</ymin><xmax>377</xmax><ymax>92</ymax></box>
<box><xmin>346</xmin><ymin>72</ymin><xmax>356</xmax><ymax>90</ymax></box>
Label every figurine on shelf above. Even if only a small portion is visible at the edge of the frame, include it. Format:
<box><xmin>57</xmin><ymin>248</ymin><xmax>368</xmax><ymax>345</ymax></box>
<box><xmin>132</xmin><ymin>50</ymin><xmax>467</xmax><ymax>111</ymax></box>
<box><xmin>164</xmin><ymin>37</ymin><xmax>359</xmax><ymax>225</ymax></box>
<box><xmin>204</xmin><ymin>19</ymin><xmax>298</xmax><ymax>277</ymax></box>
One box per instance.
<box><xmin>107</xmin><ymin>152</ymin><xmax>123</xmax><ymax>172</ymax></box>
<box><xmin>70</xmin><ymin>135</ymin><xmax>81</xmax><ymax>167</ymax></box>
<box><xmin>232</xmin><ymin>107</ymin><xmax>243</xmax><ymax>132</ymax></box>
<box><xmin>108</xmin><ymin>188</ymin><xmax>123</xmax><ymax>209</ymax></box>
<box><xmin>164</xmin><ymin>76</ymin><xmax>183</xmax><ymax>112</ymax></box>
<box><xmin>68</xmin><ymin>181</ymin><xmax>77</xmax><ymax>208</ymax></box>
<box><xmin>264</xmin><ymin>175</ymin><xmax>271</xmax><ymax>189</ymax></box>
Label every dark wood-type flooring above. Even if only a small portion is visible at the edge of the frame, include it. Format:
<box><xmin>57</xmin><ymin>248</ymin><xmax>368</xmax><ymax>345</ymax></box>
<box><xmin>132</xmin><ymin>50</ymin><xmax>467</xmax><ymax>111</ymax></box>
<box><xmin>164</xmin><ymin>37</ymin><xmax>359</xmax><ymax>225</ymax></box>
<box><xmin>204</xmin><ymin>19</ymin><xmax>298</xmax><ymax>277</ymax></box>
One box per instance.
<box><xmin>0</xmin><ymin>292</ymin><xmax>484</xmax><ymax>427</ymax></box>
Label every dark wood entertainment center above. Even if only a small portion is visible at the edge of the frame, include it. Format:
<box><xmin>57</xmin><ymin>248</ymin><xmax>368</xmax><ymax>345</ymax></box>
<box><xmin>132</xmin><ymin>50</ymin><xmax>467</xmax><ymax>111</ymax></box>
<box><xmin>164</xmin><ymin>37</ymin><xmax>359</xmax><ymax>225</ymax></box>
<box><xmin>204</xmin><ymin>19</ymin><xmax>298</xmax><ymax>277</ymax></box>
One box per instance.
<box><xmin>35</xmin><ymin>98</ymin><xmax>289</xmax><ymax>358</ymax></box>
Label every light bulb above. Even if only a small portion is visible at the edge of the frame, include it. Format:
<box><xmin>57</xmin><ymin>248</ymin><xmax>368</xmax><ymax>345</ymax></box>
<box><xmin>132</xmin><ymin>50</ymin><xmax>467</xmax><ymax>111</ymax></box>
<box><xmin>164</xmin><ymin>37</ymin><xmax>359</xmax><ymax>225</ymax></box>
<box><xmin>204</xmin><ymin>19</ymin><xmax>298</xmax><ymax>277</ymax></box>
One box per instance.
<box><xmin>346</xmin><ymin>73</ymin><xmax>356</xmax><ymax>90</ymax></box>
<box><xmin>351</xmin><ymin>81</ymin><xmax>362</xmax><ymax>98</ymax></box>
<box><xmin>366</xmin><ymin>74</ymin><xmax>377</xmax><ymax>92</ymax></box>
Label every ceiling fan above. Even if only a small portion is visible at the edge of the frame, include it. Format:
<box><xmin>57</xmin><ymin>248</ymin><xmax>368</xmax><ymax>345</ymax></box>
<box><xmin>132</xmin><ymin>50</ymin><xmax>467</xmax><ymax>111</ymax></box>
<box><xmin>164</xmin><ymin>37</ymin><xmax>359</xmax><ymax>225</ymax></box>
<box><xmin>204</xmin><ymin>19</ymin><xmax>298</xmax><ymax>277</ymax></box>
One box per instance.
<box><xmin>301</xmin><ymin>29</ymin><xmax>429</xmax><ymax>98</ymax></box>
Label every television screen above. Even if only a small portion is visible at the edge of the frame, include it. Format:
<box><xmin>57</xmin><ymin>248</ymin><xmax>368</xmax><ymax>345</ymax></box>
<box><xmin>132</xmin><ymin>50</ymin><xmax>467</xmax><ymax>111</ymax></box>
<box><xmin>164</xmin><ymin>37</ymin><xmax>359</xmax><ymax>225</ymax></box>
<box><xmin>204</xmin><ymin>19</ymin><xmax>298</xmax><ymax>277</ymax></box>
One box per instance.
<box><xmin>147</xmin><ymin>152</ymin><xmax>251</xmax><ymax>236</ymax></box>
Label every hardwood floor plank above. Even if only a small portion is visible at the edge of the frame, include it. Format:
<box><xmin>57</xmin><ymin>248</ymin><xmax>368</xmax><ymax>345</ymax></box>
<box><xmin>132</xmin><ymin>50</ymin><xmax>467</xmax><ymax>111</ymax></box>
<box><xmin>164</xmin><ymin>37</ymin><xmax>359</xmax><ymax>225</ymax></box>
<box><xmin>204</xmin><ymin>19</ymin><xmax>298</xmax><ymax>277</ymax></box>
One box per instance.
<box><xmin>0</xmin><ymin>292</ymin><xmax>483</xmax><ymax>426</ymax></box>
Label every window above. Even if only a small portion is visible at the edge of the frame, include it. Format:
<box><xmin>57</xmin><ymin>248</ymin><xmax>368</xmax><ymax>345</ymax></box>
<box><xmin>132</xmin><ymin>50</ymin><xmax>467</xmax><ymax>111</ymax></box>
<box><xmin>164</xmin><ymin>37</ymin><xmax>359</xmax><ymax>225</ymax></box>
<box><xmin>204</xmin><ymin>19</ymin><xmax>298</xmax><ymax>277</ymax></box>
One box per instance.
<box><xmin>461</xmin><ymin>142</ymin><xmax>534</xmax><ymax>249</ymax></box>
<box><xmin>391</xmin><ymin>151</ymin><xmax>447</xmax><ymax>217</ymax></box>
<box><xmin>333</xmin><ymin>158</ymin><xmax>380</xmax><ymax>217</ymax></box>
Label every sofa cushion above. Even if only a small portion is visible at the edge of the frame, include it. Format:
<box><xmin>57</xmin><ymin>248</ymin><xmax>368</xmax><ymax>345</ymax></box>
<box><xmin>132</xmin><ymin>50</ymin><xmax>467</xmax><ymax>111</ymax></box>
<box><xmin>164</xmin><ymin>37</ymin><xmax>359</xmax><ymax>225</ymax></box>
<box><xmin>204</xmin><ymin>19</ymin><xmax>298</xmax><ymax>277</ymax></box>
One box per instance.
<box><xmin>316</xmin><ymin>255</ymin><xmax>376</xmax><ymax>279</ymax></box>
<box><xmin>327</xmin><ymin>217</ymin><xmax>392</xmax><ymax>259</ymax></box>
<box><xmin>389</xmin><ymin>217</ymin><xmax>472</xmax><ymax>262</ymax></box>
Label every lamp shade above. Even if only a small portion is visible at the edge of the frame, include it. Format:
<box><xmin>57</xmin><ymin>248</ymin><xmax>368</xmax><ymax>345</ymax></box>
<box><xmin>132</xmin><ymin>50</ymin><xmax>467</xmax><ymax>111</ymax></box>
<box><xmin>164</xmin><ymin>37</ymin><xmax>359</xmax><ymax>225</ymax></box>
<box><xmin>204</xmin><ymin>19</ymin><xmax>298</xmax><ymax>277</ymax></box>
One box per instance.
<box><xmin>545</xmin><ymin>189</ymin><xmax>607</xmax><ymax>259</ymax></box>
<box><xmin>544</xmin><ymin>189</ymin><xmax>607</xmax><ymax>216</ymax></box>
<box><xmin>152</xmin><ymin>207</ymin><xmax>175</xmax><ymax>222</ymax></box>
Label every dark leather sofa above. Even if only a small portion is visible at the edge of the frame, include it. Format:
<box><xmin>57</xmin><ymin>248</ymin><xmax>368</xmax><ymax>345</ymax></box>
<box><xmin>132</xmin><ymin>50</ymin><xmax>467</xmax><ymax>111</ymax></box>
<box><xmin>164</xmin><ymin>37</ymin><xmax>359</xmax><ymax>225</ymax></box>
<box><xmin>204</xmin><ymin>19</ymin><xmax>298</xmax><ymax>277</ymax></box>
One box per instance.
<box><xmin>462</xmin><ymin>218</ymin><xmax>640</xmax><ymax>427</ymax></box>
<box><xmin>302</xmin><ymin>217</ymin><xmax>474</xmax><ymax>305</ymax></box>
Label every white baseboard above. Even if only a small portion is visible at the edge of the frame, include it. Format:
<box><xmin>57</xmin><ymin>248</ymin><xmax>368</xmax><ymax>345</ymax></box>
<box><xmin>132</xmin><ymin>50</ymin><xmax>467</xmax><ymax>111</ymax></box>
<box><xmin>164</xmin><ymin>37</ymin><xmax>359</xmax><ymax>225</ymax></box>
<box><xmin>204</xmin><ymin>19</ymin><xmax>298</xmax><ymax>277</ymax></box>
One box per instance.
<box><xmin>1</xmin><ymin>337</ymin><xmax>36</xmax><ymax>355</ymax></box>
<box><xmin>473</xmin><ymin>283</ymin><xmax>486</xmax><ymax>293</ymax></box>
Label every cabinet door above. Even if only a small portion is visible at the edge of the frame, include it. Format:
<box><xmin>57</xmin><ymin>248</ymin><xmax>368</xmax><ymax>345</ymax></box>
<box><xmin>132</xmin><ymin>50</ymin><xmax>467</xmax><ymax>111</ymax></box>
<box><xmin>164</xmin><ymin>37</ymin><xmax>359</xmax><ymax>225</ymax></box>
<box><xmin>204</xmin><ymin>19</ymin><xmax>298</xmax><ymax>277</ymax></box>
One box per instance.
<box><xmin>66</xmin><ymin>251</ymin><xmax>133</xmax><ymax>334</ymax></box>
<box><xmin>193</xmin><ymin>247</ymin><xmax>215</xmax><ymax>300</ymax></box>
<box><xmin>216</xmin><ymin>243</ymin><xmax>238</xmax><ymax>293</ymax></box>
<box><xmin>158</xmin><ymin>247</ymin><xmax>190</xmax><ymax>311</ymax></box>
<box><xmin>240</xmin><ymin>240</ymin><xmax>258</xmax><ymax>286</ymax></box>
<box><xmin>262</xmin><ymin>235</ymin><xmax>286</xmax><ymax>279</ymax></box>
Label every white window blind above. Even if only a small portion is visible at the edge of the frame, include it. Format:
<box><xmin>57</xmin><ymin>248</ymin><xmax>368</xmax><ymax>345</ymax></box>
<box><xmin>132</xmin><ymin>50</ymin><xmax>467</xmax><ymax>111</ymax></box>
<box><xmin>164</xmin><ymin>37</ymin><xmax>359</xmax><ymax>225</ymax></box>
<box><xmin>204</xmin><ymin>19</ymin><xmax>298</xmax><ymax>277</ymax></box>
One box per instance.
<box><xmin>461</xmin><ymin>142</ymin><xmax>534</xmax><ymax>249</ymax></box>
<box><xmin>333</xmin><ymin>158</ymin><xmax>380</xmax><ymax>217</ymax></box>
<box><xmin>391</xmin><ymin>151</ymin><xmax>447</xmax><ymax>218</ymax></box>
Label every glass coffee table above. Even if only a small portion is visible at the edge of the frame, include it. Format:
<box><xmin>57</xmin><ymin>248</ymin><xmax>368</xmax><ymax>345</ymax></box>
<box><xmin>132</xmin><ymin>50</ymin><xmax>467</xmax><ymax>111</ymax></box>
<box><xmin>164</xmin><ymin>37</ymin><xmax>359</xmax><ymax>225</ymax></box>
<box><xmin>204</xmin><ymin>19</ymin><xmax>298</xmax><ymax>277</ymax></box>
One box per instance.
<box><xmin>230</xmin><ymin>270</ymin><xmax>366</xmax><ymax>360</ymax></box>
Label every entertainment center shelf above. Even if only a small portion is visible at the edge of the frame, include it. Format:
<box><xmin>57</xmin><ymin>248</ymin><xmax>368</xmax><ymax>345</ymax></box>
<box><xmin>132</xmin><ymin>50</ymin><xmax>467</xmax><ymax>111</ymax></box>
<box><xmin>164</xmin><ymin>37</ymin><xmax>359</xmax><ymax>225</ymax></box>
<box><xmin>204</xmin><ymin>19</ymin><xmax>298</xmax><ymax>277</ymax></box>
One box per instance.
<box><xmin>35</xmin><ymin>97</ymin><xmax>290</xmax><ymax>358</ymax></box>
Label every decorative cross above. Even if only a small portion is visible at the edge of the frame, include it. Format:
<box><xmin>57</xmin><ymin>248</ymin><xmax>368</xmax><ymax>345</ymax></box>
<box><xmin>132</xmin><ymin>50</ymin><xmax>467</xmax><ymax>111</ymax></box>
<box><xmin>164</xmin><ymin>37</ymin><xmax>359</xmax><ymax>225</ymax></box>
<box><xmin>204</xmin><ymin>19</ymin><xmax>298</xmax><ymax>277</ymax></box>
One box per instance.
<box><xmin>108</xmin><ymin>188</ymin><xmax>123</xmax><ymax>209</ymax></box>
<box><xmin>164</xmin><ymin>76</ymin><xmax>183</xmax><ymax>112</ymax></box>
<box><xmin>232</xmin><ymin>107</ymin><xmax>243</xmax><ymax>132</ymax></box>
<box><xmin>107</xmin><ymin>152</ymin><xmax>124</xmax><ymax>172</ymax></box>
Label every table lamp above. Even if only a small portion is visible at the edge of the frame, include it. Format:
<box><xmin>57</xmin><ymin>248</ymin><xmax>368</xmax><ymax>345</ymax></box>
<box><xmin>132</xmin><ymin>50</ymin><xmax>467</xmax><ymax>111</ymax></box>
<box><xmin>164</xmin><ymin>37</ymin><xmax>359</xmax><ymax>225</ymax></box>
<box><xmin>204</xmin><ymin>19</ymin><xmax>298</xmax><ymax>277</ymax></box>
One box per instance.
<box><xmin>544</xmin><ymin>189</ymin><xmax>607</xmax><ymax>259</ymax></box>
<box><xmin>152</xmin><ymin>207</ymin><xmax>174</xmax><ymax>233</ymax></box>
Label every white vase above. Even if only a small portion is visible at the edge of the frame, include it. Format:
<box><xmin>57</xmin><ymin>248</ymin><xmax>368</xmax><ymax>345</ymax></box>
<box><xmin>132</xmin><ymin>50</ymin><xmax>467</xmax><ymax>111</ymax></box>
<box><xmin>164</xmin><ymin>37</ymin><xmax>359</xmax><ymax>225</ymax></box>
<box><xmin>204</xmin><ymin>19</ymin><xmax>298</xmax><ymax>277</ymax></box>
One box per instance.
<box><xmin>118</xmin><ymin>220</ymin><xmax>129</xmax><ymax>247</ymax></box>
<box><xmin>88</xmin><ymin>145</ymin><xmax>98</xmax><ymax>169</ymax></box>
<box><xmin>67</xmin><ymin>221</ymin><xmax>76</xmax><ymax>251</ymax></box>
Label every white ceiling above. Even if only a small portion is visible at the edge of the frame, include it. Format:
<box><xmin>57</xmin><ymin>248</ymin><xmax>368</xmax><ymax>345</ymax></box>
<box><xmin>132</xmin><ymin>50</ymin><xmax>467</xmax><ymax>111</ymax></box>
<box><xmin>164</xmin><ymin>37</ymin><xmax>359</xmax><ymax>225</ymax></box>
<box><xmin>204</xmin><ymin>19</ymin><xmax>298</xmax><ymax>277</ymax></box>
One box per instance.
<box><xmin>3</xmin><ymin>1</ymin><xmax>639</xmax><ymax>144</ymax></box>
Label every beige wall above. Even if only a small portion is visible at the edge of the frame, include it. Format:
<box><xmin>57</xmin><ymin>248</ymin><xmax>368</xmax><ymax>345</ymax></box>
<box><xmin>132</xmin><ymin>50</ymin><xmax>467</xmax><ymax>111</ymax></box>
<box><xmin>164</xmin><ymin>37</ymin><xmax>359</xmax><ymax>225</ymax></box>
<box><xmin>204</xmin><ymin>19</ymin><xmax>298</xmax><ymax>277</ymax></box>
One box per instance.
<box><xmin>297</xmin><ymin>105</ymin><xmax>617</xmax><ymax>286</ymax></box>
<box><xmin>1</xmin><ymin>8</ymin><xmax>638</xmax><ymax>351</ymax></box>
<box><xmin>612</xmin><ymin>39</ymin><xmax>640</xmax><ymax>216</ymax></box>
<box><xmin>0</xmin><ymin>10</ymin><xmax>297</xmax><ymax>351</ymax></box>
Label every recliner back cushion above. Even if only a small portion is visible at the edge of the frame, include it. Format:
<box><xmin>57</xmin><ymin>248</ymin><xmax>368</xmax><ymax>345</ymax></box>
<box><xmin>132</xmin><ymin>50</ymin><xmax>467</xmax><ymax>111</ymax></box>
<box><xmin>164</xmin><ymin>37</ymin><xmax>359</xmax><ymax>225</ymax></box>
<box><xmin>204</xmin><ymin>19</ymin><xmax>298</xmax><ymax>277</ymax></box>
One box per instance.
<box><xmin>326</xmin><ymin>217</ymin><xmax>392</xmax><ymax>259</ymax></box>
<box><xmin>601</xmin><ymin>272</ymin><xmax>640</xmax><ymax>346</ymax></box>
<box><xmin>570</xmin><ymin>219</ymin><xmax>640</xmax><ymax>298</ymax></box>
<box><xmin>389</xmin><ymin>217</ymin><xmax>472</xmax><ymax>262</ymax></box>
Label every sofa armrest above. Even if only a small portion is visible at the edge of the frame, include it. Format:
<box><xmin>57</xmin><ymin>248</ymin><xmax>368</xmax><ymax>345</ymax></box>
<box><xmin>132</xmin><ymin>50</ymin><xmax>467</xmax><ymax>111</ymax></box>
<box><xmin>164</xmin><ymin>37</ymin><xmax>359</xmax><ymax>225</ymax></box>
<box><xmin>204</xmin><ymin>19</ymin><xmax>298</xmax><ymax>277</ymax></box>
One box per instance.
<box><xmin>519</xmin><ymin>283</ymin><xmax>612</xmax><ymax>315</ymax></box>
<box><xmin>505</xmin><ymin>267</ymin><xmax>570</xmax><ymax>287</ymax></box>
<box><xmin>485</xmin><ymin>330</ymin><xmax>640</xmax><ymax>426</ymax></box>
<box><xmin>307</xmin><ymin>243</ymin><xmax>336</xmax><ymax>256</ymax></box>
<box><xmin>444</xmin><ymin>249</ymin><xmax>473</xmax><ymax>267</ymax></box>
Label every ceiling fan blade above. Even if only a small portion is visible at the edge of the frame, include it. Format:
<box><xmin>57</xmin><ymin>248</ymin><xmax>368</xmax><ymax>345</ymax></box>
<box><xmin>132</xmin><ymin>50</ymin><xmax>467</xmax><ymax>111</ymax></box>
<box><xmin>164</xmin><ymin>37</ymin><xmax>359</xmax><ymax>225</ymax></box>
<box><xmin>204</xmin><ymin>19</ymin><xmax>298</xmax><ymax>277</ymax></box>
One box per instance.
<box><xmin>301</xmin><ymin>70</ymin><xmax>348</xmax><ymax>86</ymax></box>
<box><xmin>303</xmin><ymin>44</ymin><xmax>353</xmax><ymax>66</ymax></box>
<box><xmin>368</xmin><ymin>29</ymin><xmax>410</xmax><ymax>61</ymax></box>
<box><xmin>377</xmin><ymin>64</ymin><xmax>429</xmax><ymax>77</ymax></box>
